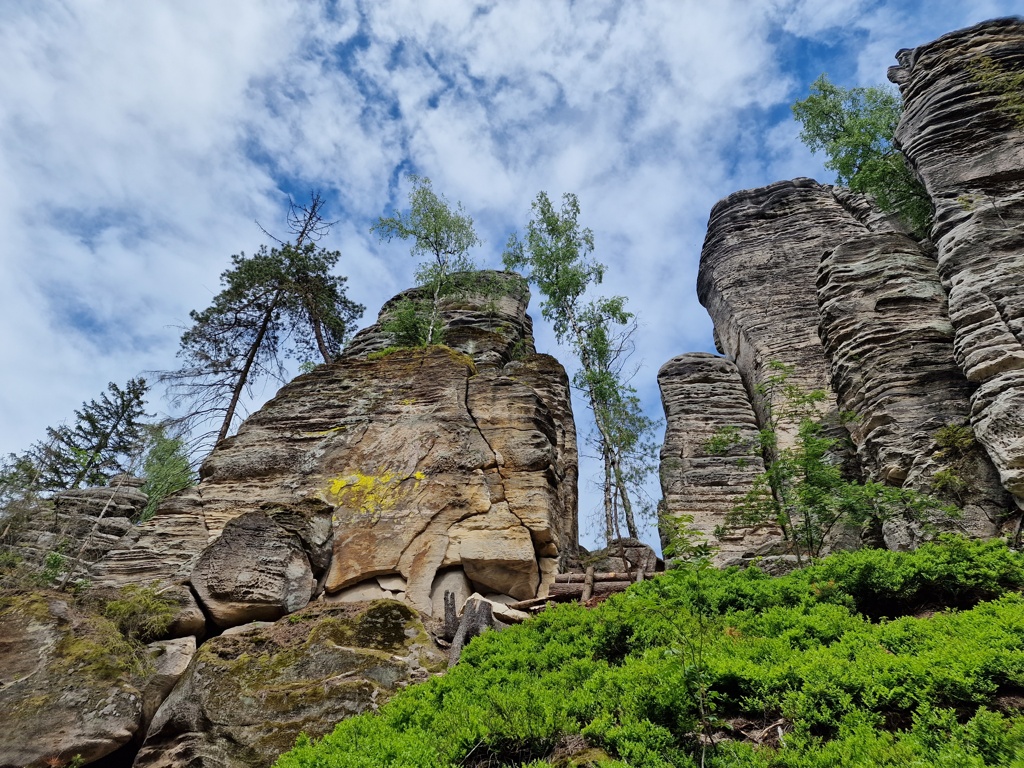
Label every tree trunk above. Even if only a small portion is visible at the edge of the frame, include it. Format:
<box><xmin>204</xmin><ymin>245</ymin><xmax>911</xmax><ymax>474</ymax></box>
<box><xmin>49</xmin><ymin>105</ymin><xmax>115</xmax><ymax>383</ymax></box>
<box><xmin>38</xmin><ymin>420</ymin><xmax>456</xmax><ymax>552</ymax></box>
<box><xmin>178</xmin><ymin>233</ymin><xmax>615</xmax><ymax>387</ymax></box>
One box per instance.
<box><xmin>217</xmin><ymin>291</ymin><xmax>281</xmax><ymax>445</ymax></box>
<box><xmin>603</xmin><ymin>450</ymin><xmax>615</xmax><ymax>542</ymax></box>
<box><xmin>307</xmin><ymin>305</ymin><xmax>333</xmax><ymax>363</ymax></box>
<box><xmin>611</xmin><ymin>452</ymin><xmax>639</xmax><ymax>539</ymax></box>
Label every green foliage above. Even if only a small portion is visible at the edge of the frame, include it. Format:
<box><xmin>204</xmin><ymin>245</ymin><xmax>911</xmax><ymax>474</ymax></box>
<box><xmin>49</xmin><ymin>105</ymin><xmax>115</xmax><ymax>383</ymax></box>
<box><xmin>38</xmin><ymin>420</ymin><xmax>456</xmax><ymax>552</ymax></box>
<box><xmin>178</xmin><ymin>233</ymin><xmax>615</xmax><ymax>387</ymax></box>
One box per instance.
<box><xmin>704</xmin><ymin>425</ymin><xmax>745</xmax><ymax>456</ymax></box>
<box><xmin>101</xmin><ymin>583</ymin><xmax>176</xmax><ymax>643</ymax></box>
<box><xmin>372</xmin><ymin>176</ymin><xmax>482</xmax><ymax>347</ymax></box>
<box><xmin>792</xmin><ymin>75</ymin><xmax>932</xmax><ymax>236</ymax></box>
<box><xmin>161</xmin><ymin>195</ymin><xmax>364</xmax><ymax>451</ymax></box>
<box><xmin>28</xmin><ymin>378</ymin><xmax>149</xmax><ymax>493</ymax></box>
<box><xmin>505</xmin><ymin>192</ymin><xmax>659</xmax><ymax>541</ymax></box>
<box><xmin>366</xmin><ymin>347</ymin><xmax>403</xmax><ymax>362</ymax></box>
<box><xmin>381</xmin><ymin>297</ymin><xmax>434</xmax><ymax>347</ymax></box>
<box><xmin>972</xmin><ymin>56</ymin><xmax>1024</xmax><ymax>128</ymax></box>
<box><xmin>276</xmin><ymin>539</ymin><xmax>1024</xmax><ymax>768</ymax></box>
<box><xmin>931</xmin><ymin>422</ymin><xmax>978</xmax><ymax>504</ymax></box>
<box><xmin>932</xmin><ymin>468</ymin><xmax>969</xmax><ymax>501</ymax></box>
<box><xmin>138</xmin><ymin>424</ymin><xmax>194</xmax><ymax>521</ymax></box>
<box><xmin>39</xmin><ymin>551</ymin><xmax>66</xmax><ymax>586</ymax></box>
<box><xmin>728</xmin><ymin>363</ymin><xmax>955</xmax><ymax>564</ymax></box>
<box><xmin>934</xmin><ymin>423</ymin><xmax>976</xmax><ymax>456</ymax></box>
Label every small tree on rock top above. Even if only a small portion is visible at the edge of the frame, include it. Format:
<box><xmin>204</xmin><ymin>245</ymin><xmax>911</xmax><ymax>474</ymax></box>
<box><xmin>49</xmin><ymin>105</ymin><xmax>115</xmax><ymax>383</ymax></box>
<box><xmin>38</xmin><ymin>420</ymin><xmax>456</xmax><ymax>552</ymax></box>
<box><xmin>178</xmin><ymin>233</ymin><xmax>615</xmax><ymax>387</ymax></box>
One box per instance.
<box><xmin>372</xmin><ymin>176</ymin><xmax>482</xmax><ymax>346</ymax></box>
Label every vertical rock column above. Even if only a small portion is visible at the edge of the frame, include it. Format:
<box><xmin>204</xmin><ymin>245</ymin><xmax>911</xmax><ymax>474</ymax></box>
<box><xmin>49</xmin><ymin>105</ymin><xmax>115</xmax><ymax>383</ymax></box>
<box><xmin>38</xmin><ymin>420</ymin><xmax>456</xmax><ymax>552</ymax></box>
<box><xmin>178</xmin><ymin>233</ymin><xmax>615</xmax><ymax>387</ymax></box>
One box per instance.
<box><xmin>817</xmin><ymin>231</ymin><xmax>1011</xmax><ymax>545</ymax></box>
<box><xmin>890</xmin><ymin>18</ymin><xmax>1024</xmax><ymax>508</ymax></box>
<box><xmin>697</xmin><ymin>179</ymin><xmax>877</xmax><ymax>446</ymax></box>
<box><xmin>657</xmin><ymin>353</ymin><xmax>776</xmax><ymax>565</ymax></box>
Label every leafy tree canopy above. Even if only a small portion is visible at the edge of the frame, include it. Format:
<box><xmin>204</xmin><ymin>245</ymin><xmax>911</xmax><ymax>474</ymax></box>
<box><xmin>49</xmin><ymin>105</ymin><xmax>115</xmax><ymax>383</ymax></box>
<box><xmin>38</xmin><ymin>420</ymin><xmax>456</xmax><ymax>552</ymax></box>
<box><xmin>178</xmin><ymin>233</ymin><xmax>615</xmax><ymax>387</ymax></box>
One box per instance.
<box><xmin>792</xmin><ymin>74</ymin><xmax>932</xmax><ymax>236</ymax></box>
<box><xmin>138</xmin><ymin>423</ymin><xmax>194</xmax><ymax>521</ymax></box>
<box><xmin>505</xmin><ymin>192</ymin><xmax>658</xmax><ymax>541</ymax></box>
<box><xmin>372</xmin><ymin>175</ymin><xmax>482</xmax><ymax>346</ymax></box>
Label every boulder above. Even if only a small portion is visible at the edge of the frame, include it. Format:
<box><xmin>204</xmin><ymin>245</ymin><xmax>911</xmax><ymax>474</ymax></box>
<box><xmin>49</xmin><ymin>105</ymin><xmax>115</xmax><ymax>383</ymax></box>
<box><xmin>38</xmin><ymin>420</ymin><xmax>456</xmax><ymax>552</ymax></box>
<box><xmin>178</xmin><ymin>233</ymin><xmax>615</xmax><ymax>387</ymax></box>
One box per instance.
<box><xmin>190</xmin><ymin>512</ymin><xmax>314</xmax><ymax>629</ymax></box>
<box><xmin>0</xmin><ymin>591</ymin><xmax>150</xmax><ymax>768</ymax></box>
<box><xmin>142</xmin><ymin>636</ymin><xmax>197</xmax><ymax>730</ymax></box>
<box><xmin>133</xmin><ymin>601</ymin><xmax>446</xmax><ymax>768</ymax></box>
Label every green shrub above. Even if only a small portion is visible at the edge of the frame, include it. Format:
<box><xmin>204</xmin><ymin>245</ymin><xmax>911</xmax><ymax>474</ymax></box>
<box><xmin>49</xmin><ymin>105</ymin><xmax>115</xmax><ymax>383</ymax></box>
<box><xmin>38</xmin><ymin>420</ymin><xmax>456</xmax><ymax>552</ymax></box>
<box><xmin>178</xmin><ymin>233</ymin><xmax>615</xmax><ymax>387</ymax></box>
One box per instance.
<box><xmin>276</xmin><ymin>539</ymin><xmax>1024</xmax><ymax>768</ymax></box>
<box><xmin>101</xmin><ymin>583</ymin><xmax>177</xmax><ymax>642</ymax></box>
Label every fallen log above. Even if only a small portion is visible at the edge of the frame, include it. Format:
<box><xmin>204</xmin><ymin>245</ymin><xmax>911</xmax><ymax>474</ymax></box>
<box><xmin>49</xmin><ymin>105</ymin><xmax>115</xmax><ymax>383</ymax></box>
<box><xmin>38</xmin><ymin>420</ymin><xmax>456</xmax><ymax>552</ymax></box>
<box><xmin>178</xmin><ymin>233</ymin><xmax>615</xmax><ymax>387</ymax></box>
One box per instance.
<box><xmin>555</xmin><ymin>571</ymin><xmax>639</xmax><ymax>583</ymax></box>
<box><xmin>548</xmin><ymin>580</ymin><xmax>632</xmax><ymax>597</ymax></box>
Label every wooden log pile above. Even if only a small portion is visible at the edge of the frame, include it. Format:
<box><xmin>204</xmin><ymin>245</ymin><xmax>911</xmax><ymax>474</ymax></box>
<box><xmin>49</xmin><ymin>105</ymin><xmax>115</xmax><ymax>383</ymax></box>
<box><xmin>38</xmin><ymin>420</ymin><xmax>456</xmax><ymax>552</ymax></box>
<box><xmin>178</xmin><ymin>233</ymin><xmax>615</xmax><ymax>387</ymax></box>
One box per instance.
<box><xmin>507</xmin><ymin>566</ymin><xmax>653</xmax><ymax>614</ymax></box>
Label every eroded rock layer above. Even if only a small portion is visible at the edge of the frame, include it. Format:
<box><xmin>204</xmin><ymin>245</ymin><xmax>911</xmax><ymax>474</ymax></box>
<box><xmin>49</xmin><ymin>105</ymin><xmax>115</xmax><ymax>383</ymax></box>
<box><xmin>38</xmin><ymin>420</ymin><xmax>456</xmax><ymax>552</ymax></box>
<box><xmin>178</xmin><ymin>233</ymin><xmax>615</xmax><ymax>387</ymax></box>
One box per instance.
<box><xmin>4</xmin><ymin>480</ymin><xmax>146</xmax><ymax>576</ymax></box>
<box><xmin>697</xmin><ymin>179</ymin><xmax>888</xmax><ymax>443</ymax></box>
<box><xmin>890</xmin><ymin>18</ymin><xmax>1024</xmax><ymax>506</ymax></box>
<box><xmin>657</xmin><ymin>353</ymin><xmax>777</xmax><ymax>564</ymax></box>
<box><xmin>817</xmin><ymin>231</ymin><xmax>1010</xmax><ymax>544</ymax></box>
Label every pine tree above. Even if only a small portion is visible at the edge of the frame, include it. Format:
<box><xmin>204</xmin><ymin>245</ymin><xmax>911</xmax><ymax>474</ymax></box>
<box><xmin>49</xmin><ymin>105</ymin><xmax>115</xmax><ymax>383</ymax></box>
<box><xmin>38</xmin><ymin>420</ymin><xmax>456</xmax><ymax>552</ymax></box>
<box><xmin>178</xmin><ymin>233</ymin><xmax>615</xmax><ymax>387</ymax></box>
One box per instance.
<box><xmin>28</xmin><ymin>377</ymin><xmax>150</xmax><ymax>492</ymax></box>
<box><xmin>160</xmin><ymin>193</ymin><xmax>364</xmax><ymax>451</ymax></box>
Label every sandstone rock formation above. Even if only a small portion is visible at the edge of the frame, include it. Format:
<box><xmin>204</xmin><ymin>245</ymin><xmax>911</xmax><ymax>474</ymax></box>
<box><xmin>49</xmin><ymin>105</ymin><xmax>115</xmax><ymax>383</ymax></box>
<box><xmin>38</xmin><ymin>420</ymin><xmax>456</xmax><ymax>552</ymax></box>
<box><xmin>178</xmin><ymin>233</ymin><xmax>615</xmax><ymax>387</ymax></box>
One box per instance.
<box><xmin>890</xmin><ymin>17</ymin><xmax>1024</xmax><ymax>509</ymax></box>
<box><xmin>4</xmin><ymin>478</ymin><xmax>147</xmax><ymax>578</ymax></box>
<box><xmin>683</xmin><ymin>69</ymin><xmax>1024</xmax><ymax>553</ymax></box>
<box><xmin>0</xmin><ymin>591</ymin><xmax>187</xmax><ymax>768</ymax></box>
<box><xmin>697</xmin><ymin>179</ymin><xmax>877</xmax><ymax>444</ymax></box>
<box><xmin>817</xmin><ymin>230</ymin><xmax>1011</xmax><ymax>544</ymax></box>
<box><xmin>91</xmin><ymin>271</ymin><xmax>577</xmax><ymax>626</ymax></box>
<box><xmin>134</xmin><ymin>601</ymin><xmax>444</xmax><ymax>768</ymax></box>
<box><xmin>657</xmin><ymin>353</ymin><xmax>776</xmax><ymax>564</ymax></box>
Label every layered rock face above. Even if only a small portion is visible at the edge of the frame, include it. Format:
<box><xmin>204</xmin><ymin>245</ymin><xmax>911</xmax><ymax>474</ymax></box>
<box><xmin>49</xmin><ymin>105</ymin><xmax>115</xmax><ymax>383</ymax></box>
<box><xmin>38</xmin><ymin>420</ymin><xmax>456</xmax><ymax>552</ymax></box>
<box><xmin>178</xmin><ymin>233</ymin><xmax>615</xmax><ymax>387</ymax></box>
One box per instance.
<box><xmin>92</xmin><ymin>271</ymin><xmax>577</xmax><ymax>626</ymax></box>
<box><xmin>817</xmin><ymin>231</ymin><xmax>1010</xmax><ymax>544</ymax></box>
<box><xmin>657</xmin><ymin>353</ymin><xmax>776</xmax><ymax>564</ymax></box>
<box><xmin>4</xmin><ymin>478</ymin><xmax>147</xmax><ymax>575</ymax></box>
<box><xmin>697</xmin><ymin>178</ymin><xmax>893</xmax><ymax>445</ymax></box>
<box><xmin>890</xmin><ymin>18</ymin><xmax>1024</xmax><ymax>507</ymax></box>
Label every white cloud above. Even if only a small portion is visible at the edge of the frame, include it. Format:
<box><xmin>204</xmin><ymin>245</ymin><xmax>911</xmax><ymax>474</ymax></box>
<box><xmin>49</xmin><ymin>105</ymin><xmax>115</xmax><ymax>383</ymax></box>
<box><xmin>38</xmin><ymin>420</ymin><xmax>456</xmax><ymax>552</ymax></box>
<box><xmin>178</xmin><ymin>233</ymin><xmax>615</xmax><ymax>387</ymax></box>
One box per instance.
<box><xmin>1</xmin><ymin>0</ymin><xmax>1020</xmax><ymax>547</ymax></box>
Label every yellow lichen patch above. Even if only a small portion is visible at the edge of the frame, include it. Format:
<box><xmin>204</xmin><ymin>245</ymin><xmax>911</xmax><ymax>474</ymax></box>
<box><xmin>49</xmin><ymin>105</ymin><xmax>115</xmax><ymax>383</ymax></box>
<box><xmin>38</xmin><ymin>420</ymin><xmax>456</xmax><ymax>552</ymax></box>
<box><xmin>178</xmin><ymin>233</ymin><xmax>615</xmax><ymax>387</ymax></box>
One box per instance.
<box><xmin>324</xmin><ymin>468</ymin><xmax>426</xmax><ymax>520</ymax></box>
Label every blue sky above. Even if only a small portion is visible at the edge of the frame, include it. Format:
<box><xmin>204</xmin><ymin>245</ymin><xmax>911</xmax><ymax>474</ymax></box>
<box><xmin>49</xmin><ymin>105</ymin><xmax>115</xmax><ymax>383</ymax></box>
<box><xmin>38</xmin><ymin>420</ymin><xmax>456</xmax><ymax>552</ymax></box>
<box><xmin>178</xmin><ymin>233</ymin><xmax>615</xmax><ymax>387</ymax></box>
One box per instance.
<box><xmin>1</xmin><ymin>1</ymin><xmax>1019</xmax><ymax>548</ymax></box>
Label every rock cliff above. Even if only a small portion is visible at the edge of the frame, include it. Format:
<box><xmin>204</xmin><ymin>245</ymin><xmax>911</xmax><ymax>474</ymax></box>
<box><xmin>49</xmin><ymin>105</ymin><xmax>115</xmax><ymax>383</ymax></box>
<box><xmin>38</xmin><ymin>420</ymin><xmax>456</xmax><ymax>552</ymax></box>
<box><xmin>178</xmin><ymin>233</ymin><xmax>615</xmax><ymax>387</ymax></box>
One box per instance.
<box><xmin>817</xmin><ymin>230</ymin><xmax>1010</xmax><ymax>545</ymax></box>
<box><xmin>663</xmin><ymin>19</ymin><xmax>1024</xmax><ymax>556</ymax></box>
<box><xmin>657</xmin><ymin>353</ymin><xmax>775</xmax><ymax>564</ymax></box>
<box><xmin>696</xmin><ymin>179</ymin><xmax>882</xmax><ymax>444</ymax></box>
<box><xmin>890</xmin><ymin>17</ymin><xmax>1024</xmax><ymax>508</ymax></box>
